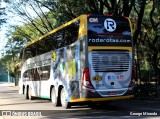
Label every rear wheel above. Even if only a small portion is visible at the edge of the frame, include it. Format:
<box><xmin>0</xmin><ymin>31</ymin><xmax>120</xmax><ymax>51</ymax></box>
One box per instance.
<box><xmin>51</xmin><ymin>87</ymin><xmax>61</xmax><ymax>106</ymax></box>
<box><xmin>25</xmin><ymin>86</ymin><xmax>34</xmax><ymax>100</ymax></box>
<box><xmin>60</xmin><ymin>88</ymin><xmax>71</xmax><ymax>109</ymax></box>
<box><xmin>23</xmin><ymin>85</ymin><xmax>25</xmax><ymax>94</ymax></box>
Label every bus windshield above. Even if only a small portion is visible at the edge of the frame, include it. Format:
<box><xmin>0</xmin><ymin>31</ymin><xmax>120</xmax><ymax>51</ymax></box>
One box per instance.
<box><xmin>88</xmin><ymin>16</ymin><xmax>132</xmax><ymax>46</ymax></box>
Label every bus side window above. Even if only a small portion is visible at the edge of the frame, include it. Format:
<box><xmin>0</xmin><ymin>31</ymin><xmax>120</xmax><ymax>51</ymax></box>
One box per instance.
<box><xmin>63</xmin><ymin>47</ymin><xmax>67</xmax><ymax>61</ymax></box>
<box><xmin>29</xmin><ymin>69</ymin><xmax>33</xmax><ymax>81</ymax></box>
<box><xmin>23</xmin><ymin>70</ymin><xmax>28</xmax><ymax>79</ymax></box>
<box><xmin>71</xmin><ymin>45</ymin><xmax>76</xmax><ymax>59</ymax></box>
<box><xmin>33</xmin><ymin>68</ymin><xmax>40</xmax><ymax>81</ymax></box>
<box><xmin>66</xmin><ymin>46</ymin><xmax>73</xmax><ymax>61</ymax></box>
<box><xmin>23</xmin><ymin>70</ymin><xmax>30</xmax><ymax>81</ymax></box>
<box><xmin>60</xmin><ymin>48</ymin><xmax>64</xmax><ymax>61</ymax></box>
<box><xmin>40</xmin><ymin>66</ymin><xmax>50</xmax><ymax>80</ymax></box>
<box><xmin>80</xmin><ymin>40</ymin><xmax>83</xmax><ymax>52</ymax></box>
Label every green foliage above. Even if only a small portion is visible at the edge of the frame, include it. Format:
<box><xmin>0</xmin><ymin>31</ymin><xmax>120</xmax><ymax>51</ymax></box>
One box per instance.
<box><xmin>139</xmin><ymin>1</ymin><xmax>160</xmax><ymax>76</ymax></box>
<box><xmin>0</xmin><ymin>54</ymin><xmax>19</xmax><ymax>77</ymax></box>
<box><xmin>43</xmin><ymin>0</ymin><xmax>91</xmax><ymax>27</ymax></box>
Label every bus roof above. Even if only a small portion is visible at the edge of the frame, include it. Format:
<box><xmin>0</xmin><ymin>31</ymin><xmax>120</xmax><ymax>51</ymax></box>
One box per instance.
<box><xmin>24</xmin><ymin>15</ymin><xmax>87</xmax><ymax>49</ymax></box>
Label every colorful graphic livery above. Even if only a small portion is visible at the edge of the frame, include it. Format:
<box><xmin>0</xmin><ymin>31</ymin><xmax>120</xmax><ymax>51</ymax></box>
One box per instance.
<box><xmin>19</xmin><ymin>14</ymin><xmax>135</xmax><ymax>108</ymax></box>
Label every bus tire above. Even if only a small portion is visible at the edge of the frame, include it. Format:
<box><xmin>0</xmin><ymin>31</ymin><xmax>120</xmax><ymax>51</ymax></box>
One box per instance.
<box><xmin>26</xmin><ymin>86</ymin><xmax>34</xmax><ymax>100</ymax></box>
<box><xmin>28</xmin><ymin>87</ymin><xmax>34</xmax><ymax>100</ymax></box>
<box><xmin>25</xmin><ymin>86</ymin><xmax>29</xmax><ymax>100</ymax></box>
<box><xmin>23</xmin><ymin>85</ymin><xmax>25</xmax><ymax>95</ymax></box>
<box><xmin>60</xmin><ymin>88</ymin><xmax>71</xmax><ymax>109</ymax></box>
<box><xmin>51</xmin><ymin>87</ymin><xmax>60</xmax><ymax>107</ymax></box>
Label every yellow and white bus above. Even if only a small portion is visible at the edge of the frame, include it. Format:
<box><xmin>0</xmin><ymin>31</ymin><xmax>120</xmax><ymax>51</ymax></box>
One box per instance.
<box><xmin>19</xmin><ymin>14</ymin><xmax>135</xmax><ymax>108</ymax></box>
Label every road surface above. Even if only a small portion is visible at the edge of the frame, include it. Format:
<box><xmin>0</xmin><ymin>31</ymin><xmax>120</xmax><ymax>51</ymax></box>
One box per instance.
<box><xmin>0</xmin><ymin>82</ymin><xmax>160</xmax><ymax>119</ymax></box>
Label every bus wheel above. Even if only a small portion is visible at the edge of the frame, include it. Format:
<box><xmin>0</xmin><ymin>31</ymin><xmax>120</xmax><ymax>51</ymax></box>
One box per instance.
<box><xmin>60</xmin><ymin>88</ymin><xmax>71</xmax><ymax>109</ymax></box>
<box><xmin>23</xmin><ymin>85</ymin><xmax>25</xmax><ymax>94</ymax></box>
<box><xmin>51</xmin><ymin>87</ymin><xmax>60</xmax><ymax>107</ymax></box>
<box><xmin>28</xmin><ymin>87</ymin><xmax>34</xmax><ymax>100</ymax></box>
<box><xmin>25</xmin><ymin>86</ymin><xmax>29</xmax><ymax>100</ymax></box>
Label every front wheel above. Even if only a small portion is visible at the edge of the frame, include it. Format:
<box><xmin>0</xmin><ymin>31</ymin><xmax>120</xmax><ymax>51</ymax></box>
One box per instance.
<box><xmin>60</xmin><ymin>88</ymin><xmax>71</xmax><ymax>109</ymax></box>
<box><xmin>25</xmin><ymin>86</ymin><xmax>29</xmax><ymax>100</ymax></box>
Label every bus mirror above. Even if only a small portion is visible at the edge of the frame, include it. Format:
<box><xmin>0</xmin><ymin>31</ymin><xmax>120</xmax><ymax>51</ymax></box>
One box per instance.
<box><xmin>80</xmin><ymin>40</ymin><xmax>83</xmax><ymax>51</ymax></box>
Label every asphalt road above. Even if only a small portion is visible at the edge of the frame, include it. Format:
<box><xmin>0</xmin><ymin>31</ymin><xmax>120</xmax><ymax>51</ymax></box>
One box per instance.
<box><xmin>0</xmin><ymin>83</ymin><xmax>160</xmax><ymax>119</ymax></box>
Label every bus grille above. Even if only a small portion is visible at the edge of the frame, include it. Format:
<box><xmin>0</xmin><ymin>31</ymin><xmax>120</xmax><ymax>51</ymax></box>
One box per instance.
<box><xmin>92</xmin><ymin>51</ymin><xmax>130</xmax><ymax>72</ymax></box>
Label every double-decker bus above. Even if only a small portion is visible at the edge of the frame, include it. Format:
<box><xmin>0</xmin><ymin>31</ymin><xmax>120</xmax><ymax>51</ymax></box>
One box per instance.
<box><xmin>18</xmin><ymin>14</ymin><xmax>135</xmax><ymax>109</ymax></box>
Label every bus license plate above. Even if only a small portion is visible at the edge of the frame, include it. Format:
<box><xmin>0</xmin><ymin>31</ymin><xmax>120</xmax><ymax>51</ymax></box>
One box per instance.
<box><xmin>108</xmin><ymin>91</ymin><xmax>117</xmax><ymax>95</ymax></box>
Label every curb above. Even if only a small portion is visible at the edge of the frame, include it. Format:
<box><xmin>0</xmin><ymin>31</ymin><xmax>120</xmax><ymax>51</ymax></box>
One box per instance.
<box><xmin>0</xmin><ymin>83</ymin><xmax>15</xmax><ymax>87</ymax></box>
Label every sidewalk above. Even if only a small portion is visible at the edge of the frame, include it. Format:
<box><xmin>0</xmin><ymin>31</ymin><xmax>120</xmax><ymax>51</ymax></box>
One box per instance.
<box><xmin>0</xmin><ymin>82</ymin><xmax>15</xmax><ymax>87</ymax></box>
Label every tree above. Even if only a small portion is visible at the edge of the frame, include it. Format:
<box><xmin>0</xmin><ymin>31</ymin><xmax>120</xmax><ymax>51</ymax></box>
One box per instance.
<box><xmin>1</xmin><ymin>0</ymin><xmax>159</xmax><ymax>92</ymax></box>
<box><xmin>141</xmin><ymin>0</ymin><xmax>160</xmax><ymax>81</ymax></box>
<box><xmin>0</xmin><ymin>0</ymin><xmax>7</xmax><ymax>25</ymax></box>
<box><xmin>11</xmin><ymin>0</ymin><xmax>56</xmax><ymax>37</ymax></box>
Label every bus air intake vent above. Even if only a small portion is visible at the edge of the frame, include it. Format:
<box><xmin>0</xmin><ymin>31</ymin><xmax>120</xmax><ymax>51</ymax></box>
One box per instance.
<box><xmin>92</xmin><ymin>51</ymin><xmax>130</xmax><ymax>72</ymax></box>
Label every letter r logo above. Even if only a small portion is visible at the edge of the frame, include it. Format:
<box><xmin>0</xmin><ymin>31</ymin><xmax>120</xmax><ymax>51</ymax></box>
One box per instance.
<box><xmin>104</xmin><ymin>18</ymin><xmax>116</xmax><ymax>32</ymax></box>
